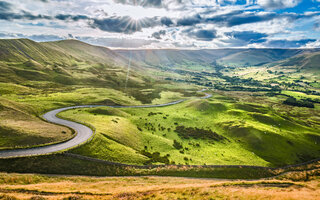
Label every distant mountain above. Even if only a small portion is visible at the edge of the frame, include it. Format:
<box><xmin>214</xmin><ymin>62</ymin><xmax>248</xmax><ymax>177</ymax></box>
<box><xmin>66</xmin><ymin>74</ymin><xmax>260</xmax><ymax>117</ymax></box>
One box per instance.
<box><xmin>114</xmin><ymin>49</ymin><xmax>240</xmax><ymax>67</ymax></box>
<box><xmin>279</xmin><ymin>50</ymin><xmax>320</xmax><ymax>71</ymax></box>
<box><xmin>217</xmin><ymin>49</ymin><xmax>319</xmax><ymax>66</ymax></box>
<box><xmin>115</xmin><ymin>48</ymin><xmax>320</xmax><ymax>67</ymax></box>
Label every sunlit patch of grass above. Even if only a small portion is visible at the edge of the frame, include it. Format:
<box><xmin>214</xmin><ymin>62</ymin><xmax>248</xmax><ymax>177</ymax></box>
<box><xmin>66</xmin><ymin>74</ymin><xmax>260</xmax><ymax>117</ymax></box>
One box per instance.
<box><xmin>59</xmin><ymin>91</ymin><xmax>320</xmax><ymax>167</ymax></box>
<box><xmin>0</xmin><ymin>170</ymin><xmax>319</xmax><ymax>200</ymax></box>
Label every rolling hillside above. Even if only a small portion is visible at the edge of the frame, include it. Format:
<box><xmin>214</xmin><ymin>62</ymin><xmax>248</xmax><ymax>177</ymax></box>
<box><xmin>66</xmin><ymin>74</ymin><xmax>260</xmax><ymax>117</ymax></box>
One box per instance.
<box><xmin>115</xmin><ymin>48</ymin><xmax>320</xmax><ymax>67</ymax></box>
<box><xmin>279</xmin><ymin>50</ymin><xmax>320</xmax><ymax>71</ymax></box>
<box><xmin>0</xmin><ymin>39</ymin><xmax>166</xmax><ymax>150</ymax></box>
<box><xmin>0</xmin><ymin>39</ymin><xmax>146</xmax><ymax>87</ymax></box>
<box><xmin>42</xmin><ymin>39</ymin><xmax>131</xmax><ymax>67</ymax></box>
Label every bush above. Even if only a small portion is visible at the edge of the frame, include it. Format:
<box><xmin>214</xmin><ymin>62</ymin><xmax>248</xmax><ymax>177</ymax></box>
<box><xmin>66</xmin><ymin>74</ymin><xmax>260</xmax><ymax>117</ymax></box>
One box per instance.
<box><xmin>175</xmin><ymin>126</ymin><xmax>226</xmax><ymax>141</ymax></box>
<box><xmin>141</xmin><ymin>150</ymin><xmax>170</xmax><ymax>165</ymax></box>
<box><xmin>283</xmin><ymin>97</ymin><xmax>314</xmax><ymax>108</ymax></box>
<box><xmin>173</xmin><ymin>140</ymin><xmax>183</xmax><ymax>149</ymax></box>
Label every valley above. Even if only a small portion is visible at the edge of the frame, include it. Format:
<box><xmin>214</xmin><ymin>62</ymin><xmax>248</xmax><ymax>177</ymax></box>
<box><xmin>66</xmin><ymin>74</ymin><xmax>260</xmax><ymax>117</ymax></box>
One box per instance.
<box><xmin>0</xmin><ymin>38</ymin><xmax>319</xmax><ymax>185</ymax></box>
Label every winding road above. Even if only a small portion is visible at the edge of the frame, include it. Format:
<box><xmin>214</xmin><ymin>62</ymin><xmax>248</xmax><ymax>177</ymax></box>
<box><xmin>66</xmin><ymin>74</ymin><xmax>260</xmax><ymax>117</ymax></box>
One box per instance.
<box><xmin>0</xmin><ymin>91</ymin><xmax>212</xmax><ymax>158</ymax></box>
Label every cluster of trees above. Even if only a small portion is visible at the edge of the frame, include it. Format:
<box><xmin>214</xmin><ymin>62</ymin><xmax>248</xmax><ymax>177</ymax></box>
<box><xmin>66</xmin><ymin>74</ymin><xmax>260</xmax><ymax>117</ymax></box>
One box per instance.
<box><xmin>174</xmin><ymin>126</ymin><xmax>225</xmax><ymax>141</ymax></box>
<box><xmin>283</xmin><ymin>97</ymin><xmax>314</xmax><ymax>108</ymax></box>
<box><xmin>173</xmin><ymin>140</ymin><xmax>183</xmax><ymax>149</ymax></box>
<box><xmin>143</xmin><ymin>122</ymin><xmax>168</xmax><ymax>132</ymax></box>
<box><xmin>141</xmin><ymin>150</ymin><xmax>170</xmax><ymax>165</ymax></box>
<box><xmin>148</xmin><ymin>112</ymin><xmax>163</xmax><ymax>116</ymax></box>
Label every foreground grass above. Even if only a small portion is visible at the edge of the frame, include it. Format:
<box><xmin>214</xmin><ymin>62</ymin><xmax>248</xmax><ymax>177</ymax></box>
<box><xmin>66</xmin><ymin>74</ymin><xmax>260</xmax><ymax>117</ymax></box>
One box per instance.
<box><xmin>0</xmin><ymin>168</ymin><xmax>319</xmax><ymax>200</ymax></box>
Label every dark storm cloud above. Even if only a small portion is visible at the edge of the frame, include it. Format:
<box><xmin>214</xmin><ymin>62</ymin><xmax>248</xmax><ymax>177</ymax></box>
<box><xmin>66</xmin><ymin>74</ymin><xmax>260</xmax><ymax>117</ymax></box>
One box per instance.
<box><xmin>151</xmin><ymin>30</ymin><xmax>166</xmax><ymax>39</ymax></box>
<box><xmin>90</xmin><ymin>16</ymin><xmax>158</xmax><ymax>34</ymax></box>
<box><xmin>187</xmin><ymin>29</ymin><xmax>217</xmax><ymax>41</ymax></box>
<box><xmin>226</xmin><ymin>31</ymin><xmax>268</xmax><ymax>43</ymax></box>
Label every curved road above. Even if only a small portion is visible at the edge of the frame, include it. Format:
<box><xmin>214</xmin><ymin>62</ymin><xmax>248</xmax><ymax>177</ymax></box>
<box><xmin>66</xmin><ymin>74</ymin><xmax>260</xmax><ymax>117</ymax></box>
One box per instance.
<box><xmin>0</xmin><ymin>91</ymin><xmax>212</xmax><ymax>158</ymax></box>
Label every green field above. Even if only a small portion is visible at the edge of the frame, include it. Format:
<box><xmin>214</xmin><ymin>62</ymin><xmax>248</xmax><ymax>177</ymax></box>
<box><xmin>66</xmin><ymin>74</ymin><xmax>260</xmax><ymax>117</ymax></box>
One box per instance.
<box><xmin>58</xmin><ymin>90</ymin><xmax>320</xmax><ymax>167</ymax></box>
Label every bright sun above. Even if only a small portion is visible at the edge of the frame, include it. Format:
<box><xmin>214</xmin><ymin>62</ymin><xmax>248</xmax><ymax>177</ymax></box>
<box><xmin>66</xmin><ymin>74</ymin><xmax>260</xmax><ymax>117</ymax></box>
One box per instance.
<box><xmin>109</xmin><ymin>4</ymin><xmax>168</xmax><ymax>20</ymax></box>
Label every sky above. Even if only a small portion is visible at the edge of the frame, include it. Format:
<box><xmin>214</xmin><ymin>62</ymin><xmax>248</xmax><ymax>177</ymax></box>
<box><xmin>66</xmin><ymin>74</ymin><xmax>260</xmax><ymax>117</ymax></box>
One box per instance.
<box><xmin>0</xmin><ymin>0</ymin><xmax>320</xmax><ymax>49</ymax></box>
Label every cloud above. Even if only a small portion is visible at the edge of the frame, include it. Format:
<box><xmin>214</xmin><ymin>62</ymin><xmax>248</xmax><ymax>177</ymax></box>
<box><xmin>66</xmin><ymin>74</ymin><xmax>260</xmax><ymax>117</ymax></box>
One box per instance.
<box><xmin>0</xmin><ymin>1</ymin><xmax>51</xmax><ymax>21</ymax></box>
<box><xmin>0</xmin><ymin>1</ymin><xmax>11</xmax><ymax>12</ymax></box>
<box><xmin>264</xmin><ymin>39</ymin><xmax>316</xmax><ymax>48</ymax></box>
<box><xmin>187</xmin><ymin>29</ymin><xmax>217</xmax><ymax>41</ymax></box>
<box><xmin>27</xmin><ymin>34</ymin><xmax>64</xmax><ymax>41</ymax></box>
<box><xmin>113</xmin><ymin>0</ymin><xmax>162</xmax><ymax>7</ymax></box>
<box><xmin>0</xmin><ymin>0</ymin><xmax>319</xmax><ymax>48</ymax></box>
<box><xmin>160</xmin><ymin>17</ymin><xmax>173</xmax><ymax>26</ymax></box>
<box><xmin>0</xmin><ymin>32</ymin><xmax>64</xmax><ymax>41</ymax></box>
<box><xmin>55</xmin><ymin>14</ymin><xmax>90</xmax><ymax>21</ymax></box>
<box><xmin>151</xmin><ymin>30</ymin><xmax>166</xmax><ymax>39</ymax></box>
<box><xmin>304</xmin><ymin>39</ymin><xmax>320</xmax><ymax>48</ymax></box>
<box><xmin>256</xmin><ymin>0</ymin><xmax>302</xmax><ymax>10</ymax></box>
<box><xmin>177</xmin><ymin>14</ymin><xmax>201</xmax><ymax>26</ymax></box>
<box><xmin>112</xmin><ymin>0</ymin><xmax>181</xmax><ymax>8</ymax></box>
<box><xmin>77</xmin><ymin>36</ymin><xmax>159</xmax><ymax>48</ymax></box>
<box><xmin>225</xmin><ymin>31</ymin><xmax>268</xmax><ymax>44</ymax></box>
<box><xmin>175</xmin><ymin>10</ymin><xmax>320</xmax><ymax>28</ymax></box>
<box><xmin>90</xmin><ymin>16</ymin><xmax>158</xmax><ymax>34</ymax></box>
<box><xmin>0</xmin><ymin>11</ymin><xmax>51</xmax><ymax>20</ymax></box>
<box><xmin>0</xmin><ymin>2</ymin><xmax>165</xmax><ymax>34</ymax></box>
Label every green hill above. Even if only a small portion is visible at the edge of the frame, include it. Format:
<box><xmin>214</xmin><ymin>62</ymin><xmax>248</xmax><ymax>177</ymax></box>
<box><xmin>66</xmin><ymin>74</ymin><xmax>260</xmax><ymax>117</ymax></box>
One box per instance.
<box><xmin>115</xmin><ymin>48</ymin><xmax>320</xmax><ymax>68</ymax></box>
<box><xmin>216</xmin><ymin>49</ymin><xmax>314</xmax><ymax>66</ymax></box>
<box><xmin>0</xmin><ymin>39</ymin><xmax>173</xmax><ymax>149</ymax></box>
<box><xmin>42</xmin><ymin>39</ymin><xmax>130</xmax><ymax>67</ymax></box>
<box><xmin>279</xmin><ymin>50</ymin><xmax>320</xmax><ymax>71</ymax></box>
<box><xmin>0</xmin><ymin>39</ymin><xmax>72</xmax><ymax>64</ymax></box>
<box><xmin>0</xmin><ymin>38</ymin><xmax>146</xmax><ymax>87</ymax></box>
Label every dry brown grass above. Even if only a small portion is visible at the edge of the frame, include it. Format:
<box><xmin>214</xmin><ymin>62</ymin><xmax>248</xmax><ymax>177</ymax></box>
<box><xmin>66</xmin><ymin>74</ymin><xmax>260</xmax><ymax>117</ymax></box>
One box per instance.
<box><xmin>0</xmin><ymin>101</ymin><xmax>73</xmax><ymax>149</ymax></box>
<box><xmin>0</xmin><ymin>173</ymin><xmax>319</xmax><ymax>200</ymax></box>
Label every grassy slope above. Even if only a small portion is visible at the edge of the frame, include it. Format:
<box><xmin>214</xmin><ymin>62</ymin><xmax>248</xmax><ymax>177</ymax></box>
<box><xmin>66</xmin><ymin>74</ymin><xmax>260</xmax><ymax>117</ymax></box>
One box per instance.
<box><xmin>216</xmin><ymin>49</ymin><xmax>315</xmax><ymax>66</ymax></box>
<box><xmin>0</xmin><ymin>38</ymin><xmax>319</xmax><ymax>175</ymax></box>
<box><xmin>59</xmin><ymin>91</ymin><xmax>320</xmax><ymax>167</ymax></box>
<box><xmin>115</xmin><ymin>48</ymin><xmax>319</xmax><ymax>67</ymax></box>
<box><xmin>0</xmin><ymin>39</ymin><xmax>195</xmax><ymax>149</ymax></box>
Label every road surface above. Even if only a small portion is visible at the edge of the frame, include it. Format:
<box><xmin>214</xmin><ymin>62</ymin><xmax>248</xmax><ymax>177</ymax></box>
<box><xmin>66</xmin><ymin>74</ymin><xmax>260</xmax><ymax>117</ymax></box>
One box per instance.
<box><xmin>0</xmin><ymin>91</ymin><xmax>211</xmax><ymax>158</ymax></box>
